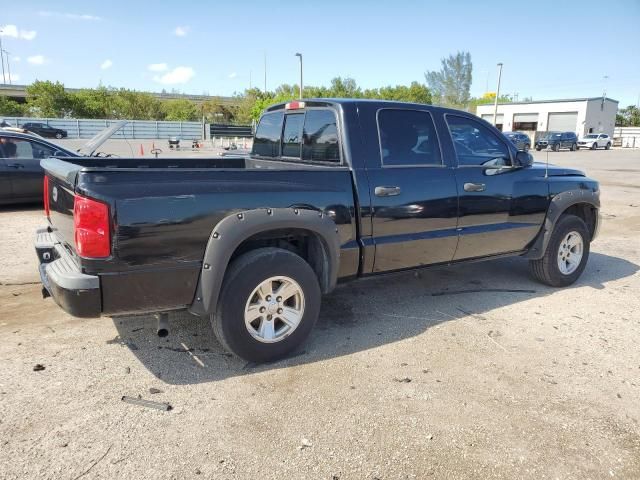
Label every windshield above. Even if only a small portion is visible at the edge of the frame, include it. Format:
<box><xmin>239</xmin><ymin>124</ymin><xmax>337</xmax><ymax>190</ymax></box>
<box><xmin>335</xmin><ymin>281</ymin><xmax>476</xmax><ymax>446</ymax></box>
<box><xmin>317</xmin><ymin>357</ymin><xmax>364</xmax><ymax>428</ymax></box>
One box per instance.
<box><xmin>543</xmin><ymin>132</ymin><xmax>561</xmax><ymax>139</ymax></box>
<box><xmin>584</xmin><ymin>134</ymin><xmax>598</xmax><ymax>139</ymax></box>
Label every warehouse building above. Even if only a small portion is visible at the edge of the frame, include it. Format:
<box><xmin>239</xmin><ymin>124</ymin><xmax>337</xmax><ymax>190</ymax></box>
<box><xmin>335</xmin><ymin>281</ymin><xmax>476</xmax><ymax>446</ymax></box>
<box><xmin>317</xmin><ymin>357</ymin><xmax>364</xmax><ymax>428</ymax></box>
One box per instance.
<box><xmin>476</xmin><ymin>97</ymin><xmax>618</xmax><ymax>143</ymax></box>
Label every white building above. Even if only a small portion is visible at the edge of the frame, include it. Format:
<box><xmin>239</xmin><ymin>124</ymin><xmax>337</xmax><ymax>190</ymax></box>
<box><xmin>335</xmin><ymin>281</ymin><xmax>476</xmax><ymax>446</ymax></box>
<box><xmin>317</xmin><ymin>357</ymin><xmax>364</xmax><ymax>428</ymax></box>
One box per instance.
<box><xmin>476</xmin><ymin>97</ymin><xmax>618</xmax><ymax>142</ymax></box>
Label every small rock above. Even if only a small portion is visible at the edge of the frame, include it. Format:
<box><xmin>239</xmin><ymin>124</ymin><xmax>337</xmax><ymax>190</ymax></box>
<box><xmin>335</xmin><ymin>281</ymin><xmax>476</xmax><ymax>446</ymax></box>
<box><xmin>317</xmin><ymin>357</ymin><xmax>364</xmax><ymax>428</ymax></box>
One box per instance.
<box><xmin>195</xmin><ymin>468</ymin><xmax>201</xmax><ymax>475</ymax></box>
<box><xmin>299</xmin><ymin>438</ymin><xmax>313</xmax><ymax>450</ymax></box>
<box><xmin>57</xmin><ymin>440</ymin><xmax>68</xmax><ymax>448</ymax></box>
<box><xmin>617</xmin><ymin>393</ymin><xmax>622</xmax><ymax>399</ymax></box>
<box><xmin>149</xmin><ymin>387</ymin><xmax>163</xmax><ymax>394</ymax></box>
<box><xmin>394</xmin><ymin>377</ymin><xmax>412</xmax><ymax>383</ymax></box>
<box><xmin>33</xmin><ymin>364</ymin><xmax>45</xmax><ymax>372</ymax></box>
<box><xmin>124</xmin><ymin>367</ymin><xmax>131</xmax><ymax>374</ymax></box>
<box><xmin>427</xmin><ymin>434</ymin><xmax>433</xmax><ymax>440</ymax></box>
<box><xmin>401</xmin><ymin>363</ymin><xmax>408</xmax><ymax>366</ymax></box>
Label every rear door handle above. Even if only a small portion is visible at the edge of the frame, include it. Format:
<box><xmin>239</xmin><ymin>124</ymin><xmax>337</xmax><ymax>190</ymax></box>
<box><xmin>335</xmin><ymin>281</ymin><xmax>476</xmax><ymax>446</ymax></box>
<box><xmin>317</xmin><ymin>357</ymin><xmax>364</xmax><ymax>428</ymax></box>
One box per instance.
<box><xmin>375</xmin><ymin>186</ymin><xmax>401</xmax><ymax>197</ymax></box>
<box><xmin>463</xmin><ymin>182</ymin><xmax>485</xmax><ymax>192</ymax></box>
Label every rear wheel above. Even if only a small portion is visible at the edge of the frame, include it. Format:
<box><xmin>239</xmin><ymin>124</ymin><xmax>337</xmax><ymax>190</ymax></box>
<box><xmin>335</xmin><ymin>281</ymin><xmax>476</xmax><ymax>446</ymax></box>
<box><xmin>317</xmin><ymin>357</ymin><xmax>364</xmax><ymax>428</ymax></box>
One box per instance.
<box><xmin>524</xmin><ymin>143</ymin><xmax>530</xmax><ymax>151</ymax></box>
<box><xmin>212</xmin><ymin>247</ymin><xmax>321</xmax><ymax>362</ymax></box>
<box><xmin>529</xmin><ymin>214</ymin><xmax>590</xmax><ymax>287</ymax></box>
<box><xmin>571</xmin><ymin>143</ymin><xmax>577</xmax><ymax>151</ymax></box>
<box><xmin>553</xmin><ymin>143</ymin><xmax>560</xmax><ymax>152</ymax></box>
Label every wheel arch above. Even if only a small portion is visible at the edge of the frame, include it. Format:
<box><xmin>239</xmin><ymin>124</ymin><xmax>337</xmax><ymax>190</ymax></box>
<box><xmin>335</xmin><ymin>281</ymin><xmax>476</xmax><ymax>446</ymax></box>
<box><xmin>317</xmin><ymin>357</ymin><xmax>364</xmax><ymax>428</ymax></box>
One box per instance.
<box><xmin>189</xmin><ymin>208</ymin><xmax>341</xmax><ymax>317</ymax></box>
<box><xmin>524</xmin><ymin>189</ymin><xmax>600</xmax><ymax>260</ymax></box>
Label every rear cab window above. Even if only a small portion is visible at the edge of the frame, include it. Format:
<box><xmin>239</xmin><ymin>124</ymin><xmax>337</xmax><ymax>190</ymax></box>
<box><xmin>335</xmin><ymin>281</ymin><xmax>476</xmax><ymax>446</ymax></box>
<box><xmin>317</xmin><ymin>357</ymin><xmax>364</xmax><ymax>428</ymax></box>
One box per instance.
<box><xmin>252</xmin><ymin>106</ymin><xmax>341</xmax><ymax>164</ymax></box>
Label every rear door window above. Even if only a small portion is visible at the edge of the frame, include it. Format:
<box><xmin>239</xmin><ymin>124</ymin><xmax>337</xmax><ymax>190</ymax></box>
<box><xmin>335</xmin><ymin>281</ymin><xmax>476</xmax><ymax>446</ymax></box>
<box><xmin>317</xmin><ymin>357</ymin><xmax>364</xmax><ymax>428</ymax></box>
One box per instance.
<box><xmin>282</xmin><ymin>114</ymin><xmax>304</xmax><ymax>158</ymax></box>
<box><xmin>302</xmin><ymin>109</ymin><xmax>340</xmax><ymax>162</ymax></box>
<box><xmin>378</xmin><ymin>109</ymin><xmax>442</xmax><ymax>166</ymax></box>
<box><xmin>252</xmin><ymin>111</ymin><xmax>284</xmax><ymax>158</ymax></box>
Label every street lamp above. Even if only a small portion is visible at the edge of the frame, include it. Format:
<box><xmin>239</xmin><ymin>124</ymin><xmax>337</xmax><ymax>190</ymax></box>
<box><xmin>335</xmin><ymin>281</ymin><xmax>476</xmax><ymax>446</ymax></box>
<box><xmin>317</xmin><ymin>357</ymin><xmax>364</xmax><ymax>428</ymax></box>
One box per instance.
<box><xmin>493</xmin><ymin>62</ymin><xmax>503</xmax><ymax>127</ymax></box>
<box><xmin>2</xmin><ymin>50</ymin><xmax>11</xmax><ymax>85</ymax></box>
<box><xmin>295</xmin><ymin>52</ymin><xmax>303</xmax><ymax>99</ymax></box>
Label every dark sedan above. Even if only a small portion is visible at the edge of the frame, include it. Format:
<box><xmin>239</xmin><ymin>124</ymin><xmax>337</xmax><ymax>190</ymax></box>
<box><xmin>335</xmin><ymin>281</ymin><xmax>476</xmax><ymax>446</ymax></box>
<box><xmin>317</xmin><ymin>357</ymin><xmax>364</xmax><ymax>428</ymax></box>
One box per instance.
<box><xmin>0</xmin><ymin>131</ymin><xmax>76</xmax><ymax>205</ymax></box>
<box><xmin>20</xmin><ymin>122</ymin><xmax>68</xmax><ymax>139</ymax></box>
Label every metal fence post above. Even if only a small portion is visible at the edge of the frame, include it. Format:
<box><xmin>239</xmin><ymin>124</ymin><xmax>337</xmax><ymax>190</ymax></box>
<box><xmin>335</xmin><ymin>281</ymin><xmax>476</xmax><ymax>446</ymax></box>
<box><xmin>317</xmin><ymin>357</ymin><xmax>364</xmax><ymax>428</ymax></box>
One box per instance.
<box><xmin>156</xmin><ymin>121</ymin><xmax>159</xmax><ymax>139</ymax></box>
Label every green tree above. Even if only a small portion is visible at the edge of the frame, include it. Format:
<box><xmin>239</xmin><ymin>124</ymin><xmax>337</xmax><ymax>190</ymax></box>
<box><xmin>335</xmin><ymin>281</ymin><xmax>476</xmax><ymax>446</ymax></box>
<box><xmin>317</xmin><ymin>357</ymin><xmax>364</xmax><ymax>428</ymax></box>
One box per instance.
<box><xmin>616</xmin><ymin>105</ymin><xmax>640</xmax><ymax>127</ymax></box>
<box><xmin>162</xmin><ymin>99</ymin><xmax>199</xmax><ymax>121</ymax></box>
<box><xmin>0</xmin><ymin>96</ymin><xmax>27</xmax><ymax>116</ymax></box>
<box><xmin>70</xmin><ymin>86</ymin><xmax>115</xmax><ymax>118</ymax></box>
<box><xmin>365</xmin><ymin>82</ymin><xmax>432</xmax><ymax>104</ymax></box>
<box><xmin>112</xmin><ymin>89</ymin><xmax>164</xmax><ymax>120</ymax></box>
<box><xmin>26</xmin><ymin>80</ymin><xmax>72</xmax><ymax>117</ymax></box>
<box><xmin>425</xmin><ymin>51</ymin><xmax>473</xmax><ymax>107</ymax></box>
<box><xmin>328</xmin><ymin>77</ymin><xmax>362</xmax><ymax>98</ymax></box>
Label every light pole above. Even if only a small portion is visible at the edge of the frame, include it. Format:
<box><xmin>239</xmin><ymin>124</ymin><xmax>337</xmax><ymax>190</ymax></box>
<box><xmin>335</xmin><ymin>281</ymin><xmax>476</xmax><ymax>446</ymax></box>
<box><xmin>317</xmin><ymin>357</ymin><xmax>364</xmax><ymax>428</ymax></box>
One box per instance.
<box><xmin>493</xmin><ymin>62</ymin><xmax>503</xmax><ymax>127</ymax></box>
<box><xmin>0</xmin><ymin>31</ymin><xmax>6</xmax><ymax>84</ymax></box>
<box><xmin>295</xmin><ymin>52</ymin><xmax>303</xmax><ymax>99</ymax></box>
<box><xmin>2</xmin><ymin>50</ymin><xmax>11</xmax><ymax>85</ymax></box>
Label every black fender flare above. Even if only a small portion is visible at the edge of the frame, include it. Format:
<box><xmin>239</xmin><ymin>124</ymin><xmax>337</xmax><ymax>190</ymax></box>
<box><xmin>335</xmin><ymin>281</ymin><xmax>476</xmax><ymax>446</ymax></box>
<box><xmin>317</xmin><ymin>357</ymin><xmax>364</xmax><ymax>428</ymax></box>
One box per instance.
<box><xmin>189</xmin><ymin>207</ymin><xmax>341</xmax><ymax>317</ymax></box>
<box><xmin>524</xmin><ymin>188</ymin><xmax>600</xmax><ymax>260</ymax></box>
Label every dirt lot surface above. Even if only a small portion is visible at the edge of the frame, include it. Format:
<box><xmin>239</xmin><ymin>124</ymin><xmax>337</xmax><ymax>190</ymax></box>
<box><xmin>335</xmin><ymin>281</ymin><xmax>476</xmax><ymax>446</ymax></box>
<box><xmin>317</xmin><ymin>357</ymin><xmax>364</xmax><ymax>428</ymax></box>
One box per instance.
<box><xmin>1</xmin><ymin>149</ymin><xmax>639</xmax><ymax>479</ymax></box>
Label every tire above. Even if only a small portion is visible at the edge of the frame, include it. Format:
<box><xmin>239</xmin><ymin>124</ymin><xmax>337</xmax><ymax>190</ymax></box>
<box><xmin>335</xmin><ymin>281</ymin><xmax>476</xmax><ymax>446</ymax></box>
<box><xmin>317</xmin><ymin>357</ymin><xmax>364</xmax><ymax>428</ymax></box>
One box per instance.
<box><xmin>553</xmin><ymin>143</ymin><xmax>560</xmax><ymax>152</ymax></box>
<box><xmin>529</xmin><ymin>214</ymin><xmax>590</xmax><ymax>287</ymax></box>
<box><xmin>605</xmin><ymin>142</ymin><xmax>611</xmax><ymax>150</ymax></box>
<box><xmin>571</xmin><ymin>143</ymin><xmax>577</xmax><ymax>151</ymax></box>
<box><xmin>55</xmin><ymin>133</ymin><xmax>63</xmax><ymax>139</ymax></box>
<box><xmin>535</xmin><ymin>146</ymin><xmax>541</xmax><ymax>151</ymax></box>
<box><xmin>591</xmin><ymin>142</ymin><xmax>597</xmax><ymax>150</ymax></box>
<box><xmin>212</xmin><ymin>247</ymin><xmax>321</xmax><ymax>362</ymax></box>
<box><xmin>525</xmin><ymin>144</ymin><xmax>530</xmax><ymax>151</ymax></box>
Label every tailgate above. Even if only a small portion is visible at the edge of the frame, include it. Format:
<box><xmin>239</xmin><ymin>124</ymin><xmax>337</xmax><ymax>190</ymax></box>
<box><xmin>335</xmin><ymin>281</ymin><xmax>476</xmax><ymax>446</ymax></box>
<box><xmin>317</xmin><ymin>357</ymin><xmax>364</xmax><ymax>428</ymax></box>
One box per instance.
<box><xmin>42</xmin><ymin>157</ymin><xmax>81</xmax><ymax>254</ymax></box>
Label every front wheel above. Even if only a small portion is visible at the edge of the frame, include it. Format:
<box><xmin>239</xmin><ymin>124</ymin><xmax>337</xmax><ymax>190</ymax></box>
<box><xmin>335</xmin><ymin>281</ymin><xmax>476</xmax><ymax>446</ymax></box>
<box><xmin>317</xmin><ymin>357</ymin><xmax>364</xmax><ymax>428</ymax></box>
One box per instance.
<box><xmin>553</xmin><ymin>143</ymin><xmax>560</xmax><ymax>152</ymax></box>
<box><xmin>212</xmin><ymin>247</ymin><xmax>321</xmax><ymax>362</ymax></box>
<box><xmin>535</xmin><ymin>146</ymin><xmax>542</xmax><ymax>151</ymax></box>
<box><xmin>55</xmin><ymin>133</ymin><xmax>63</xmax><ymax>139</ymax></box>
<box><xmin>571</xmin><ymin>143</ymin><xmax>577</xmax><ymax>151</ymax></box>
<box><xmin>529</xmin><ymin>214</ymin><xmax>590</xmax><ymax>287</ymax></box>
<box><xmin>591</xmin><ymin>142</ymin><xmax>597</xmax><ymax>150</ymax></box>
<box><xmin>605</xmin><ymin>142</ymin><xmax>611</xmax><ymax>150</ymax></box>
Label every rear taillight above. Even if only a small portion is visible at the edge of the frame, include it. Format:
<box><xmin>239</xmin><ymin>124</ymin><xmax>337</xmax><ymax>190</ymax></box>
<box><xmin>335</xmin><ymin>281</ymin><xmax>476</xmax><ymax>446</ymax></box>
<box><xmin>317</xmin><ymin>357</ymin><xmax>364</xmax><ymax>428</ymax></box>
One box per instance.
<box><xmin>43</xmin><ymin>176</ymin><xmax>50</xmax><ymax>217</ymax></box>
<box><xmin>74</xmin><ymin>195</ymin><xmax>110</xmax><ymax>258</ymax></box>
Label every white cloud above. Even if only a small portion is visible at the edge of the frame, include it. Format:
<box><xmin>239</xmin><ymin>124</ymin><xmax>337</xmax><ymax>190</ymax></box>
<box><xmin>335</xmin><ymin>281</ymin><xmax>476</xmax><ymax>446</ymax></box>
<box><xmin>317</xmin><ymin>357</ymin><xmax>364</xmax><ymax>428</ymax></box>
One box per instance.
<box><xmin>27</xmin><ymin>55</ymin><xmax>47</xmax><ymax>65</ymax></box>
<box><xmin>228</xmin><ymin>72</ymin><xmax>237</xmax><ymax>79</ymax></box>
<box><xmin>38</xmin><ymin>11</ymin><xmax>102</xmax><ymax>21</ymax></box>
<box><xmin>13</xmin><ymin>56</ymin><xmax>21</xmax><ymax>62</ymax></box>
<box><xmin>0</xmin><ymin>24</ymin><xmax>37</xmax><ymax>40</ymax></box>
<box><xmin>100</xmin><ymin>59</ymin><xmax>113</xmax><ymax>70</ymax></box>
<box><xmin>148</xmin><ymin>63</ymin><xmax>168</xmax><ymax>72</ymax></box>
<box><xmin>173</xmin><ymin>26</ymin><xmax>189</xmax><ymax>37</ymax></box>
<box><xmin>153</xmin><ymin>66</ymin><xmax>195</xmax><ymax>85</ymax></box>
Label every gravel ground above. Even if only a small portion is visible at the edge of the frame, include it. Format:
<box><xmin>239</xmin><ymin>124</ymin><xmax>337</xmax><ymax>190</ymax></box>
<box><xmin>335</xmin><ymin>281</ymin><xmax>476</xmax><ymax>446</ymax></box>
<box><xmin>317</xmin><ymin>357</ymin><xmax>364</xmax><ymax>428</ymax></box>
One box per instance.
<box><xmin>0</xmin><ymin>149</ymin><xmax>639</xmax><ymax>479</ymax></box>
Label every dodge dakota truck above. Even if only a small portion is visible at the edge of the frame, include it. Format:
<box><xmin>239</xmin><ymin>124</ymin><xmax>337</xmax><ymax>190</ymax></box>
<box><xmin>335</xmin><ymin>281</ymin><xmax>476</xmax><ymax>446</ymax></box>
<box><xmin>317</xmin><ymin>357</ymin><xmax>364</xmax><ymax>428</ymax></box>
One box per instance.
<box><xmin>36</xmin><ymin>99</ymin><xmax>600</xmax><ymax>362</ymax></box>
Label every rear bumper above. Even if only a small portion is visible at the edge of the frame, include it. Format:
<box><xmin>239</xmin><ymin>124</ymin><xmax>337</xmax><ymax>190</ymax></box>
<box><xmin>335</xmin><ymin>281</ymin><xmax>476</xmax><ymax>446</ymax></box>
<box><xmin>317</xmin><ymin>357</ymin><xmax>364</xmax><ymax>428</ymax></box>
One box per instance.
<box><xmin>35</xmin><ymin>227</ymin><xmax>101</xmax><ymax>318</ymax></box>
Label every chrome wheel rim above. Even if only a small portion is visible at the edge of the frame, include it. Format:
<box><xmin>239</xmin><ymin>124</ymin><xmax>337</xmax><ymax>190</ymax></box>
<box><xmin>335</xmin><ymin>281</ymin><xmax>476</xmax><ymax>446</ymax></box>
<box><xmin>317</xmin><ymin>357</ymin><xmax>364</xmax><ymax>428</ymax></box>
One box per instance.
<box><xmin>557</xmin><ymin>231</ymin><xmax>584</xmax><ymax>275</ymax></box>
<box><xmin>244</xmin><ymin>276</ymin><xmax>305</xmax><ymax>343</ymax></box>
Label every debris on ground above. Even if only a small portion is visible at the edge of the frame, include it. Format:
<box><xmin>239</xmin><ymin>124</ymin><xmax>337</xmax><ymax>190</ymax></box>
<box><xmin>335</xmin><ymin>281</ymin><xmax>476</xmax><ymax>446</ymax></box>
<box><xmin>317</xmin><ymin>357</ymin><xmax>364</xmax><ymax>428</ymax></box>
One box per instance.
<box><xmin>299</xmin><ymin>438</ymin><xmax>313</xmax><ymax>450</ymax></box>
<box><xmin>394</xmin><ymin>377</ymin><xmax>412</xmax><ymax>383</ymax></box>
<box><xmin>33</xmin><ymin>364</ymin><xmax>45</xmax><ymax>371</ymax></box>
<box><xmin>121</xmin><ymin>396</ymin><xmax>172</xmax><ymax>411</ymax></box>
<box><xmin>149</xmin><ymin>387</ymin><xmax>163</xmax><ymax>394</ymax></box>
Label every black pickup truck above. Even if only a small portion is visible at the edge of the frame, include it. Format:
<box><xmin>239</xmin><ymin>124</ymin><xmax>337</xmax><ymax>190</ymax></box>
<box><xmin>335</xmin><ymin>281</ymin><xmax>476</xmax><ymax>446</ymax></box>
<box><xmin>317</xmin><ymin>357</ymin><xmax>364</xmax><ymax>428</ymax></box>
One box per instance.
<box><xmin>36</xmin><ymin>99</ymin><xmax>600</xmax><ymax>362</ymax></box>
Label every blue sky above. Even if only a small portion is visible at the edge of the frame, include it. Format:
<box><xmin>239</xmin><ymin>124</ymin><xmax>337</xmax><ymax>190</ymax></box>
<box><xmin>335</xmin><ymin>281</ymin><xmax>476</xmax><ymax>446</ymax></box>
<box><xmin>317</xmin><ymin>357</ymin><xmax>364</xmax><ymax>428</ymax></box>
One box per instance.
<box><xmin>2</xmin><ymin>0</ymin><xmax>639</xmax><ymax>106</ymax></box>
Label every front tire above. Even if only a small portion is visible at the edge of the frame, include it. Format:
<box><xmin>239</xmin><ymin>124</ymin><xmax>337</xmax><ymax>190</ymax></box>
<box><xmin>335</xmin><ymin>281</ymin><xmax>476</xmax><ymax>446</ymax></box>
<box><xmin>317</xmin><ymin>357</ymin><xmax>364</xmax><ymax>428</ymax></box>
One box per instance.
<box><xmin>529</xmin><ymin>214</ymin><xmax>590</xmax><ymax>287</ymax></box>
<box><xmin>605</xmin><ymin>142</ymin><xmax>611</xmax><ymax>150</ymax></box>
<box><xmin>571</xmin><ymin>143</ymin><xmax>577</xmax><ymax>151</ymax></box>
<box><xmin>55</xmin><ymin>133</ymin><xmax>63</xmax><ymax>139</ymax></box>
<box><xmin>212</xmin><ymin>247</ymin><xmax>321</xmax><ymax>362</ymax></box>
<box><xmin>591</xmin><ymin>142</ymin><xmax>597</xmax><ymax>150</ymax></box>
<box><xmin>553</xmin><ymin>143</ymin><xmax>560</xmax><ymax>152</ymax></box>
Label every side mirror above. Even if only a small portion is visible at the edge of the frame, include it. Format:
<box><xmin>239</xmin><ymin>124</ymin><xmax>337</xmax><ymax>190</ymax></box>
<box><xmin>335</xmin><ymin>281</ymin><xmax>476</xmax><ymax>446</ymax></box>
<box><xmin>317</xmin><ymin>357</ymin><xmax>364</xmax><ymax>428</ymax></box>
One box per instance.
<box><xmin>515</xmin><ymin>150</ymin><xmax>534</xmax><ymax>167</ymax></box>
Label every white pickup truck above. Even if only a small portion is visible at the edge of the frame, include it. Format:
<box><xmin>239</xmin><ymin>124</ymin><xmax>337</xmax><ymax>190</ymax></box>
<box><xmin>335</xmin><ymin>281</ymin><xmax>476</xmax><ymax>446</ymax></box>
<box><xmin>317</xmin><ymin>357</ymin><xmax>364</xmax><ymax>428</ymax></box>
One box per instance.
<box><xmin>578</xmin><ymin>133</ymin><xmax>612</xmax><ymax>150</ymax></box>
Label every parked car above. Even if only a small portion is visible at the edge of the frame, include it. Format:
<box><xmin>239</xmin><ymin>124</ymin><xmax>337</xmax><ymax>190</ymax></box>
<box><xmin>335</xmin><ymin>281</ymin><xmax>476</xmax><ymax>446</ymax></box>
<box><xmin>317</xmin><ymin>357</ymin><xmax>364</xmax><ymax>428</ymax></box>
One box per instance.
<box><xmin>578</xmin><ymin>133</ymin><xmax>612</xmax><ymax>150</ymax></box>
<box><xmin>503</xmin><ymin>131</ymin><xmax>531</xmax><ymax>151</ymax></box>
<box><xmin>20</xmin><ymin>122</ymin><xmax>68</xmax><ymax>139</ymax></box>
<box><xmin>36</xmin><ymin>99</ymin><xmax>600</xmax><ymax>363</ymax></box>
<box><xmin>1</xmin><ymin>122</ymin><xmax>126</xmax><ymax>205</ymax></box>
<box><xmin>535</xmin><ymin>131</ymin><xmax>578</xmax><ymax>151</ymax></box>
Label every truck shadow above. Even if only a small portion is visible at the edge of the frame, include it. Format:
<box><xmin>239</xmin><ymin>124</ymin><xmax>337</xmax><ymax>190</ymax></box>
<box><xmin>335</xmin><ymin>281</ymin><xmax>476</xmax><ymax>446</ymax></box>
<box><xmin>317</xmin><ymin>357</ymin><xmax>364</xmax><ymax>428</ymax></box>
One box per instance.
<box><xmin>112</xmin><ymin>252</ymin><xmax>638</xmax><ymax>385</ymax></box>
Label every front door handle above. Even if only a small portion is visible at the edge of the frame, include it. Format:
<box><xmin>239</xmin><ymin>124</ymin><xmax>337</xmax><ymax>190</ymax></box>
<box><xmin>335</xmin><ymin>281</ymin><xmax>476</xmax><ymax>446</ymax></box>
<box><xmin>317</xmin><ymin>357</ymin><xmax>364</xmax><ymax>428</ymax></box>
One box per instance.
<box><xmin>463</xmin><ymin>182</ymin><xmax>486</xmax><ymax>192</ymax></box>
<box><xmin>375</xmin><ymin>186</ymin><xmax>401</xmax><ymax>197</ymax></box>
